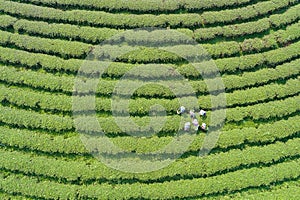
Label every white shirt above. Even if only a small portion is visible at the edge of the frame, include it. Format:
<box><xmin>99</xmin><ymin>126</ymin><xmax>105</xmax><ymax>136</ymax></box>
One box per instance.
<box><xmin>192</xmin><ymin>119</ymin><xmax>199</xmax><ymax>127</ymax></box>
<box><xmin>184</xmin><ymin>122</ymin><xmax>191</xmax><ymax>131</ymax></box>
<box><xmin>199</xmin><ymin>109</ymin><xmax>206</xmax><ymax>116</ymax></box>
<box><xmin>180</xmin><ymin>106</ymin><xmax>186</xmax><ymax>113</ymax></box>
<box><xmin>201</xmin><ymin>123</ymin><xmax>206</xmax><ymax>130</ymax></box>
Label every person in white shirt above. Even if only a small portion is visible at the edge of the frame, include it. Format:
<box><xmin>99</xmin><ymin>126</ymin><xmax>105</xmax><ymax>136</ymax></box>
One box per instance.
<box><xmin>189</xmin><ymin>109</ymin><xmax>196</xmax><ymax>119</ymax></box>
<box><xmin>199</xmin><ymin>109</ymin><xmax>206</xmax><ymax>117</ymax></box>
<box><xmin>192</xmin><ymin>118</ymin><xmax>199</xmax><ymax>131</ymax></box>
<box><xmin>177</xmin><ymin>106</ymin><xmax>186</xmax><ymax>115</ymax></box>
<box><xmin>201</xmin><ymin>123</ymin><xmax>207</xmax><ymax>130</ymax></box>
<box><xmin>184</xmin><ymin>122</ymin><xmax>191</xmax><ymax>131</ymax></box>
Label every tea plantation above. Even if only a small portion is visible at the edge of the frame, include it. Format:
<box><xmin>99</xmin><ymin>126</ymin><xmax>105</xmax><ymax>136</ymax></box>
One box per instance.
<box><xmin>0</xmin><ymin>0</ymin><xmax>299</xmax><ymax>199</ymax></box>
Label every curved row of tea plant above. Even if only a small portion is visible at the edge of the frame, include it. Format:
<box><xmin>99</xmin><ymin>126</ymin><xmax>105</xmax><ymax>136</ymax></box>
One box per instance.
<box><xmin>0</xmin><ymin>38</ymin><xmax>299</xmax><ymax>78</ymax></box>
<box><xmin>11</xmin><ymin>0</ymin><xmax>253</xmax><ymax>13</ymax></box>
<box><xmin>0</xmin><ymin>158</ymin><xmax>299</xmax><ymax>199</ymax></box>
<box><xmin>0</xmin><ymin>18</ymin><xmax>299</xmax><ymax>60</ymax></box>
<box><xmin>0</xmin><ymin>115</ymin><xmax>299</xmax><ymax>155</ymax></box>
<box><xmin>1</xmin><ymin>5</ymin><xmax>299</xmax><ymax>45</ymax></box>
<box><xmin>0</xmin><ymin>94</ymin><xmax>299</xmax><ymax>134</ymax></box>
<box><xmin>0</xmin><ymin>76</ymin><xmax>299</xmax><ymax>115</ymax></box>
<box><xmin>2</xmin><ymin>58</ymin><xmax>299</xmax><ymax>102</ymax></box>
<box><xmin>0</xmin><ymin>137</ymin><xmax>299</xmax><ymax>185</ymax></box>
<box><xmin>0</xmin><ymin>0</ymin><xmax>297</xmax><ymax>28</ymax></box>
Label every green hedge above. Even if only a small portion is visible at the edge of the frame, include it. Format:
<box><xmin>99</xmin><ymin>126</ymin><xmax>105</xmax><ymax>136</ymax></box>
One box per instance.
<box><xmin>0</xmin><ymin>191</ymin><xmax>28</xmax><ymax>200</ymax></box>
<box><xmin>0</xmin><ymin>84</ymin><xmax>72</xmax><ymax>113</ymax></box>
<box><xmin>0</xmin><ymin>104</ymin><xmax>74</xmax><ymax>132</ymax></box>
<box><xmin>200</xmin><ymin>77</ymin><xmax>300</xmax><ymax>109</ymax></box>
<box><xmin>0</xmin><ymin>65</ymin><xmax>74</xmax><ymax>94</ymax></box>
<box><xmin>74</xmin><ymin>57</ymin><xmax>300</xmax><ymax>97</ymax></box>
<box><xmin>0</xmin><ymin>0</ymin><xmax>296</xmax><ymax>28</ymax></box>
<box><xmin>0</xmin><ymin>158</ymin><xmax>299</xmax><ymax>199</ymax></box>
<box><xmin>1</xmin><ymin>76</ymin><xmax>299</xmax><ymax>115</ymax></box>
<box><xmin>0</xmin><ymin>46</ymin><xmax>82</xmax><ymax>73</ymax></box>
<box><xmin>0</xmin><ymin>38</ymin><xmax>299</xmax><ymax>78</ymax></box>
<box><xmin>194</xmin><ymin>4</ymin><xmax>300</xmax><ymax>40</ymax></box>
<box><xmin>232</xmin><ymin>182</ymin><xmax>300</xmax><ymax>200</ymax></box>
<box><xmin>12</xmin><ymin>0</ymin><xmax>252</xmax><ymax>13</ymax></box>
<box><xmin>93</xmin><ymin>40</ymin><xmax>300</xmax><ymax>78</ymax></box>
<box><xmin>225</xmin><ymin>94</ymin><xmax>300</xmax><ymax>122</ymax></box>
<box><xmin>0</xmin><ymin>137</ymin><xmax>299</xmax><ymax>185</ymax></box>
<box><xmin>0</xmin><ymin>30</ymin><xmax>92</xmax><ymax>59</ymax></box>
<box><xmin>13</xmin><ymin>17</ymin><xmax>122</xmax><ymax>44</ymax></box>
<box><xmin>0</xmin><ymin>115</ymin><xmax>299</xmax><ymax>155</ymax></box>
<box><xmin>0</xmin><ymin>14</ymin><xmax>17</xmax><ymax>29</ymax></box>
<box><xmin>0</xmin><ymin>93</ymin><xmax>299</xmax><ymax>134</ymax></box>
<box><xmin>0</xmin><ymin>5</ymin><xmax>297</xmax><ymax>46</ymax></box>
<box><xmin>1</xmin><ymin>57</ymin><xmax>299</xmax><ymax>99</ymax></box>
<box><xmin>3</xmin><ymin>23</ymin><xmax>300</xmax><ymax>62</ymax></box>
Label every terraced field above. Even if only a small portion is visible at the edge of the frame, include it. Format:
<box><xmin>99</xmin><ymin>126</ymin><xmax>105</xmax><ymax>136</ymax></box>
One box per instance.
<box><xmin>0</xmin><ymin>0</ymin><xmax>300</xmax><ymax>199</ymax></box>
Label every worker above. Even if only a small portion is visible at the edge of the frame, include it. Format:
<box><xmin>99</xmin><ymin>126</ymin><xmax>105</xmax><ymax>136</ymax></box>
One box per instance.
<box><xmin>199</xmin><ymin>109</ymin><xmax>206</xmax><ymax>117</ymax></box>
<box><xmin>184</xmin><ymin>122</ymin><xmax>191</xmax><ymax>131</ymax></box>
<box><xmin>201</xmin><ymin>123</ymin><xmax>207</xmax><ymax>131</ymax></box>
<box><xmin>177</xmin><ymin>106</ymin><xmax>186</xmax><ymax>115</ymax></box>
<box><xmin>192</xmin><ymin>118</ymin><xmax>199</xmax><ymax>131</ymax></box>
<box><xmin>189</xmin><ymin>109</ymin><xmax>196</xmax><ymax>119</ymax></box>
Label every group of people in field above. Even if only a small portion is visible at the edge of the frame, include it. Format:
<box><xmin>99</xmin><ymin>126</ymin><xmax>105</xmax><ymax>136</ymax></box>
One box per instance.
<box><xmin>177</xmin><ymin>106</ymin><xmax>207</xmax><ymax>132</ymax></box>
